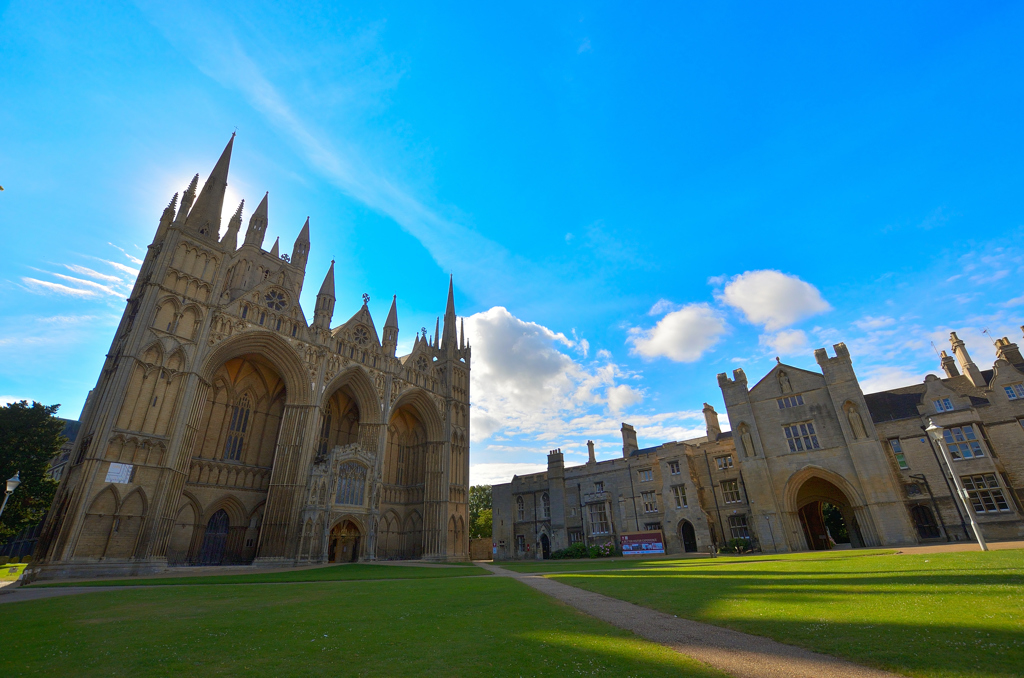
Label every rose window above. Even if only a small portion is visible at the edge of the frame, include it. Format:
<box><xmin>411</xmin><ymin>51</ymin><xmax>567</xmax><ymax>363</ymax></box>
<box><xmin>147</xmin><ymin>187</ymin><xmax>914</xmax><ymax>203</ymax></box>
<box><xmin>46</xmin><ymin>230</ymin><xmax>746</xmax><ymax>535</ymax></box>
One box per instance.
<box><xmin>264</xmin><ymin>290</ymin><xmax>287</xmax><ymax>311</ymax></box>
<box><xmin>353</xmin><ymin>326</ymin><xmax>370</xmax><ymax>346</ymax></box>
<box><xmin>416</xmin><ymin>356</ymin><xmax>429</xmax><ymax>372</ymax></box>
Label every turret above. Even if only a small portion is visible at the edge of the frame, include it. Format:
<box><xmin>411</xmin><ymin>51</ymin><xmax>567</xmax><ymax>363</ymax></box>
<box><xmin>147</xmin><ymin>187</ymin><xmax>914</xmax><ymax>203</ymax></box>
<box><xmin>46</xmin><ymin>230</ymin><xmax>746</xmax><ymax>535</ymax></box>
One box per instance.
<box><xmin>994</xmin><ymin>337</ymin><xmax>1024</xmax><ymax>366</ymax></box>
<box><xmin>383</xmin><ymin>295</ymin><xmax>399</xmax><ymax>357</ymax></box>
<box><xmin>221</xmin><ymin>200</ymin><xmax>244</xmax><ymax>251</ymax></box>
<box><xmin>174</xmin><ymin>174</ymin><xmax>199</xmax><ymax>227</ymax></box>
<box><xmin>703</xmin><ymin>403</ymin><xmax>721</xmax><ymax>441</ymax></box>
<box><xmin>621</xmin><ymin>423</ymin><xmax>638</xmax><ymax>458</ymax></box>
<box><xmin>950</xmin><ymin>332</ymin><xmax>985</xmax><ymax>387</ymax></box>
<box><xmin>292</xmin><ymin>217</ymin><xmax>310</xmax><ymax>270</ymax></box>
<box><xmin>245</xmin><ymin>192</ymin><xmax>269</xmax><ymax>248</ymax></box>
<box><xmin>185</xmin><ymin>133</ymin><xmax>234</xmax><ymax>239</ymax></box>
<box><xmin>269</xmin><ymin>237</ymin><xmax>280</xmax><ymax>259</ymax></box>
<box><xmin>940</xmin><ymin>350</ymin><xmax>959</xmax><ymax>378</ymax></box>
<box><xmin>154</xmin><ymin>193</ymin><xmax>178</xmax><ymax>241</ymax></box>
<box><xmin>313</xmin><ymin>260</ymin><xmax>335</xmax><ymax>330</ymax></box>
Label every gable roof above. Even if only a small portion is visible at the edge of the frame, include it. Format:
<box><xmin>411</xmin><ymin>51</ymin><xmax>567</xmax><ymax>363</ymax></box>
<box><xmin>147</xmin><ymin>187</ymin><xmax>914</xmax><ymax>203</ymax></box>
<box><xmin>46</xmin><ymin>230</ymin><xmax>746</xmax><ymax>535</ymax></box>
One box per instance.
<box><xmin>864</xmin><ymin>371</ymin><xmax>994</xmax><ymax>423</ymax></box>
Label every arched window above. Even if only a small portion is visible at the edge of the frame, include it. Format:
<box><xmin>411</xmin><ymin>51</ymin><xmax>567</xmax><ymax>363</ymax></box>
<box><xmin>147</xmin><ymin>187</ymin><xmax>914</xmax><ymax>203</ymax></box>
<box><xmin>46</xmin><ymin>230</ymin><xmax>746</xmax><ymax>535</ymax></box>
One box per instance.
<box><xmin>335</xmin><ymin>462</ymin><xmax>367</xmax><ymax>506</ymax></box>
<box><xmin>223</xmin><ymin>395</ymin><xmax>251</xmax><ymax>461</ymax></box>
<box><xmin>542</xmin><ymin>493</ymin><xmax>551</xmax><ymax>519</ymax></box>
<box><xmin>516</xmin><ymin>496</ymin><xmax>525</xmax><ymax>520</ymax></box>
<box><xmin>317</xmin><ymin>411</ymin><xmax>333</xmax><ymax>458</ymax></box>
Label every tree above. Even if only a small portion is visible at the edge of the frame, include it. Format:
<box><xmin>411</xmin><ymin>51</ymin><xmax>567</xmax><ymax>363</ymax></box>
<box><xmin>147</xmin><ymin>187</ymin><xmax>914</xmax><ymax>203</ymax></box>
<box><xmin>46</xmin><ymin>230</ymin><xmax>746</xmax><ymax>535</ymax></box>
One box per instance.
<box><xmin>468</xmin><ymin>485</ymin><xmax>492</xmax><ymax>539</ymax></box>
<box><xmin>0</xmin><ymin>401</ymin><xmax>64</xmax><ymax>542</ymax></box>
<box><xmin>473</xmin><ymin>508</ymin><xmax>492</xmax><ymax>539</ymax></box>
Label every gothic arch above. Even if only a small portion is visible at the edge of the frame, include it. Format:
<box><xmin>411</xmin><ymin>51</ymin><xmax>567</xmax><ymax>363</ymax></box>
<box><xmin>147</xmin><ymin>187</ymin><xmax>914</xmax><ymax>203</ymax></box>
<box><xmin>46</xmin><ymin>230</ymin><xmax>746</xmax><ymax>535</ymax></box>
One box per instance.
<box><xmin>389</xmin><ymin>387</ymin><xmax>444</xmax><ymax>441</ymax></box>
<box><xmin>106</xmin><ymin>487</ymin><xmax>148</xmax><ymax>559</ymax></box>
<box><xmin>783</xmin><ymin>466</ymin><xmax>867</xmax><ymax>512</ymax></box>
<box><xmin>321</xmin><ymin>365</ymin><xmax>383</xmax><ymax>425</ymax></box>
<box><xmin>199</xmin><ymin>331</ymin><xmax>311</xmax><ymax>405</ymax></box>
<box><xmin>201</xmin><ymin>494</ymin><xmax>248</xmax><ymax>527</ymax></box>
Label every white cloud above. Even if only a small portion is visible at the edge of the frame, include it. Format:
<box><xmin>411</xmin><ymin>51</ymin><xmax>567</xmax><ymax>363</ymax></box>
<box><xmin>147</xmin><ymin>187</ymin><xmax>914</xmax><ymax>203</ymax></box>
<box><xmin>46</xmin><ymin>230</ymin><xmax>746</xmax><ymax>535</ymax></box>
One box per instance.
<box><xmin>627</xmin><ymin>303</ymin><xmax>727</xmax><ymax>362</ymax></box>
<box><xmin>596</xmin><ymin>349</ymin><xmax>612</xmax><ymax>360</ymax></box>
<box><xmin>108</xmin><ymin>242</ymin><xmax>143</xmax><ymax>265</ymax></box>
<box><xmin>0</xmin><ymin>396</ymin><xmax>28</xmax><ymax>407</ymax></box>
<box><xmin>859</xmin><ymin>366</ymin><xmax>926</xmax><ymax>394</ymax></box>
<box><xmin>761</xmin><ymin>329</ymin><xmax>809</xmax><ymax>355</ymax></box>
<box><xmin>60</xmin><ymin>264</ymin><xmax>123</xmax><ymax>284</ymax></box>
<box><xmin>647</xmin><ymin>299</ymin><xmax>679</xmax><ymax>316</ymax></box>
<box><xmin>853</xmin><ymin>315</ymin><xmax>896</xmax><ymax>331</ymax></box>
<box><xmin>720</xmin><ymin>270</ymin><xmax>831</xmax><ymax>331</ymax></box>
<box><xmin>464</xmin><ymin>307</ymin><xmax>644</xmax><ymax>441</ymax></box>
<box><xmin>470</xmin><ymin>463</ymin><xmax>547</xmax><ymax>485</ymax></box>
<box><xmin>1004</xmin><ymin>294</ymin><xmax>1024</xmax><ymax>307</ymax></box>
<box><xmin>607</xmin><ymin>384</ymin><xmax>643</xmax><ymax>413</ymax></box>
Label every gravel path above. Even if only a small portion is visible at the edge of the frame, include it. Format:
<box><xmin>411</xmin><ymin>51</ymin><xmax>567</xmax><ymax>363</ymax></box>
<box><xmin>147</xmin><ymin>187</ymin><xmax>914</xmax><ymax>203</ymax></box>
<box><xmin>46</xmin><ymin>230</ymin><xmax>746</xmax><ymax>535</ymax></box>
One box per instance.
<box><xmin>477</xmin><ymin>562</ymin><xmax>903</xmax><ymax>678</ymax></box>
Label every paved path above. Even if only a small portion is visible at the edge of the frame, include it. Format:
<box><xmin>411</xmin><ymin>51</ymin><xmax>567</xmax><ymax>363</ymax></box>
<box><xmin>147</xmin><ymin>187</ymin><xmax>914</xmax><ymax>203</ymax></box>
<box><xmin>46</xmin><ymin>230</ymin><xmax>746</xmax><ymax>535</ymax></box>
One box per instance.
<box><xmin>477</xmin><ymin>562</ymin><xmax>902</xmax><ymax>678</ymax></box>
<box><xmin>0</xmin><ymin>586</ymin><xmax>130</xmax><ymax>605</ymax></box>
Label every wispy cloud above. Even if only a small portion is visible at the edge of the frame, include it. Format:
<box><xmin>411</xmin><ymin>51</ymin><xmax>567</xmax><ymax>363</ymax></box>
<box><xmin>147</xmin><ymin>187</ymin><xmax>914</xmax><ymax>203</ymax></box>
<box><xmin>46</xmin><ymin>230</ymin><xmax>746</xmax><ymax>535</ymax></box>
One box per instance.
<box><xmin>60</xmin><ymin>263</ymin><xmax>123</xmax><ymax>284</ymax></box>
<box><xmin>137</xmin><ymin>3</ymin><xmax>541</xmax><ymax>303</ymax></box>
<box><xmin>21</xmin><ymin>277</ymin><xmax>100</xmax><ymax>298</ymax></box>
<box><xmin>108</xmin><ymin>242</ymin><xmax>143</xmax><ymax>265</ymax></box>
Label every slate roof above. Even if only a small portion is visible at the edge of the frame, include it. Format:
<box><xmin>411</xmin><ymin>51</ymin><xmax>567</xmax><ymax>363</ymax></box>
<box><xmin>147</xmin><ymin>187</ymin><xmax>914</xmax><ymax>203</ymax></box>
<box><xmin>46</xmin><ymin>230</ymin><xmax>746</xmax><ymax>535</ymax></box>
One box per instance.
<box><xmin>863</xmin><ymin>371</ymin><xmax>995</xmax><ymax>423</ymax></box>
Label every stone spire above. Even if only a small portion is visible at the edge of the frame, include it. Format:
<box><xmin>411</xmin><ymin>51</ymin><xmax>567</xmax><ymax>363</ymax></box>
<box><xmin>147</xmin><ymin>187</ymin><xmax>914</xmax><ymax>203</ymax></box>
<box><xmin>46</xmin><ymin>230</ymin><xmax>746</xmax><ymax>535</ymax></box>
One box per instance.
<box><xmin>459</xmin><ymin>317</ymin><xmax>465</xmax><ymax>350</ymax></box>
<box><xmin>185</xmin><ymin>133</ymin><xmax>234</xmax><ymax>239</ymax></box>
<box><xmin>434</xmin><ymin>317</ymin><xmax>440</xmax><ymax>349</ymax></box>
<box><xmin>313</xmin><ymin>260</ymin><xmax>335</xmax><ymax>330</ymax></box>
<box><xmin>269</xmin><ymin>237</ymin><xmax>280</xmax><ymax>259</ymax></box>
<box><xmin>221</xmin><ymin>200</ymin><xmax>244</xmax><ymax>251</ymax></box>
<box><xmin>174</xmin><ymin>174</ymin><xmax>199</xmax><ymax>226</ymax></box>
<box><xmin>245</xmin><ymin>192</ymin><xmax>269</xmax><ymax>248</ymax></box>
<box><xmin>291</xmin><ymin>217</ymin><xmax>310</xmax><ymax>270</ymax></box>
<box><xmin>441</xmin><ymin>275</ymin><xmax>458</xmax><ymax>353</ymax></box>
<box><xmin>383</xmin><ymin>295</ymin><xmax>399</xmax><ymax>357</ymax></box>
<box><xmin>155</xmin><ymin>192</ymin><xmax>178</xmax><ymax>240</ymax></box>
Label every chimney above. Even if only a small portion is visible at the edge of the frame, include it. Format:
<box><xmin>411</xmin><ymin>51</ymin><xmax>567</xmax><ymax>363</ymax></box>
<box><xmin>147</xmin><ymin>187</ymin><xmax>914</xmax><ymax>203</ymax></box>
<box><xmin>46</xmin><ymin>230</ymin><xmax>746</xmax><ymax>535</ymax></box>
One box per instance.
<box><xmin>621</xmin><ymin>423</ymin><xmax>638</xmax><ymax>459</ymax></box>
<box><xmin>950</xmin><ymin>332</ymin><xmax>985</xmax><ymax>387</ymax></box>
<box><xmin>940</xmin><ymin>350</ymin><xmax>959</xmax><ymax>378</ymax></box>
<box><xmin>547</xmin><ymin>448</ymin><xmax>564</xmax><ymax>478</ymax></box>
<box><xmin>995</xmin><ymin>337</ymin><xmax>1024</xmax><ymax>366</ymax></box>
<box><xmin>703</xmin><ymin>403</ymin><xmax>721</xmax><ymax>441</ymax></box>
<box><xmin>587</xmin><ymin>440</ymin><xmax>596</xmax><ymax>465</ymax></box>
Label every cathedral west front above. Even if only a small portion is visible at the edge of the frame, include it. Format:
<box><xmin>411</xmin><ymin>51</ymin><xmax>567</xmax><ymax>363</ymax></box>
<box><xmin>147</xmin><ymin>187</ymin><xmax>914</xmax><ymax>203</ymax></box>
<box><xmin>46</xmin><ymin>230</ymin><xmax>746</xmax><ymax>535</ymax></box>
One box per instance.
<box><xmin>36</xmin><ymin>135</ymin><xmax>471</xmax><ymax>578</ymax></box>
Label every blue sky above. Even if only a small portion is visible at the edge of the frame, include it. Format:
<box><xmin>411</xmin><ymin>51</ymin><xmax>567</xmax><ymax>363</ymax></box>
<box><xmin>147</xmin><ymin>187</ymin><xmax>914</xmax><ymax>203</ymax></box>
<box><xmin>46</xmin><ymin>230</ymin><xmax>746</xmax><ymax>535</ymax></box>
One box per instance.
<box><xmin>2</xmin><ymin>2</ymin><xmax>1023</xmax><ymax>483</ymax></box>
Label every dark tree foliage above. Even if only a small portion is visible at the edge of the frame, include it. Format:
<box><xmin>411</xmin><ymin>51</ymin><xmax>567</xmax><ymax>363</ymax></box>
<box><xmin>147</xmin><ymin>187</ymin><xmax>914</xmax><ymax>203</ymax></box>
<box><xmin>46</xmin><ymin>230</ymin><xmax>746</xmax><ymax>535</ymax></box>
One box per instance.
<box><xmin>822</xmin><ymin>502</ymin><xmax>850</xmax><ymax>543</ymax></box>
<box><xmin>0</xmin><ymin>401</ymin><xmax>64</xmax><ymax>542</ymax></box>
<box><xmin>469</xmin><ymin>485</ymin><xmax>492</xmax><ymax>539</ymax></box>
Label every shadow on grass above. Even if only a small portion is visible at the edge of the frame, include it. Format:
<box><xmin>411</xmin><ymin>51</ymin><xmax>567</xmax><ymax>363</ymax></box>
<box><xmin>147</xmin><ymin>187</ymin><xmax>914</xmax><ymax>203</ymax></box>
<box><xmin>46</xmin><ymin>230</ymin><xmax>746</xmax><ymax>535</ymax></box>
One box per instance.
<box><xmin>33</xmin><ymin>563</ymin><xmax>490</xmax><ymax>587</ymax></box>
<box><xmin>2</xmin><ymin>577</ymin><xmax>727</xmax><ymax>677</ymax></box>
<box><xmin>550</xmin><ymin>553</ymin><xmax>1024</xmax><ymax>678</ymax></box>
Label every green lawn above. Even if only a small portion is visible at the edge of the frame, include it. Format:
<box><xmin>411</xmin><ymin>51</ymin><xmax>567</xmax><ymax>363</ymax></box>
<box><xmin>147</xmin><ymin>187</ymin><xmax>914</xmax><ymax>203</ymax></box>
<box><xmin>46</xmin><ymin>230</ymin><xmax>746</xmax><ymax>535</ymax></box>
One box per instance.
<box><xmin>2</xmin><ymin>577</ymin><xmax>727</xmax><ymax>677</ymax></box>
<box><xmin>549</xmin><ymin>549</ymin><xmax>1024</xmax><ymax>678</ymax></box>
<box><xmin>32</xmin><ymin>563</ymin><xmax>489</xmax><ymax>587</ymax></box>
<box><xmin>496</xmin><ymin>549</ymin><xmax>895</xmax><ymax>573</ymax></box>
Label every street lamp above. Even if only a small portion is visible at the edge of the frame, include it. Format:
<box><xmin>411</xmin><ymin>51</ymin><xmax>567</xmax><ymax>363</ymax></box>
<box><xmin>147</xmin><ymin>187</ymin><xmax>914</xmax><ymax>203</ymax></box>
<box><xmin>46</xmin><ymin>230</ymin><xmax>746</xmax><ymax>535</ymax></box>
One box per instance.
<box><xmin>926</xmin><ymin>420</ymin><xmax>988</xmax><ymax>551</ymax></box>
<box><xmin>0</xmin><ymin>472</ymin><xmax>21</xmax><ymax>520</ymax></box>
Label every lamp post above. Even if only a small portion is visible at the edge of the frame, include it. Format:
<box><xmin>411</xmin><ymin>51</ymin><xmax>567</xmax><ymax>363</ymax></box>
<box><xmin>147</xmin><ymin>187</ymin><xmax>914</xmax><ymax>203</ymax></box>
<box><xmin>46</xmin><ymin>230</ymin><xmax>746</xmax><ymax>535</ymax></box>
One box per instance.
<box><xmin>0</xmin><ymin>472</ymin><xmax>21</xmax><ymax>520</ymax></box>
<box><xmin>926</xmin><ymin>421</ymin><xmax>988</xmax><ymax>551</ymax></box>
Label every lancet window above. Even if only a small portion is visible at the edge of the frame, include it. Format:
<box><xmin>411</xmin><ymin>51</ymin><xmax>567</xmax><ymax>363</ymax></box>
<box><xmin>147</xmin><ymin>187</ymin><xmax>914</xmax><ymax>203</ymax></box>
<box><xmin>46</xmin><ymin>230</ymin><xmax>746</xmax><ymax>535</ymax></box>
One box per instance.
<box><xmin>335</xmin><ymin>462</ymin><xmax>367</xmax><ymax>506</ymax></box>
<box><xmin>224</xmin><ymin>395</ymin><xmax>252</xmax><ymax>461</ymax></box>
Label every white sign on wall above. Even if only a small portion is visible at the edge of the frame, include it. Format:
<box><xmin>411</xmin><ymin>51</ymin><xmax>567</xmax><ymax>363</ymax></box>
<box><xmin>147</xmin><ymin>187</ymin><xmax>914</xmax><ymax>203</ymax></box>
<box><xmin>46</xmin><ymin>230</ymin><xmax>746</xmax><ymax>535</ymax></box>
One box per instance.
<box><xmin>104</xmin><ymin>463</ymin><xmax>135</xmax><ymax>484</ymax></box>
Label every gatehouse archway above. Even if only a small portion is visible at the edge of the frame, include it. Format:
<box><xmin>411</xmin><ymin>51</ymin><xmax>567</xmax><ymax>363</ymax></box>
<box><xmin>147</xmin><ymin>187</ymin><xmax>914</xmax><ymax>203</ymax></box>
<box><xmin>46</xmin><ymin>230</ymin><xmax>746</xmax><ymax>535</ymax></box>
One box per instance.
<box><xmin>794</xmin><ymin>476</ymin><xmax>862</xmax><ymax>550</ymax></box>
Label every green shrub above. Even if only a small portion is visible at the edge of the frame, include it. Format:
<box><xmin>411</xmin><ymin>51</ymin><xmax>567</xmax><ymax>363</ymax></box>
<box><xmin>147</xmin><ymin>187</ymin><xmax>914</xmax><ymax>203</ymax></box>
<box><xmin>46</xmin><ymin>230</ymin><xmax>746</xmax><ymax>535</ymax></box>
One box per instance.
<box><xmin>0</xmin><ymin>556</ymin><xmax>9</xmax><ymax>566</ymax></box>
<box><xmin>551</xmin><ymin>542</ymin><xmax>589</xmax><ymax>559</ymax></box>
<box><xmin>718</xmin><ymin>538</ymin><xmax>752</xmax><ymax>554</ymax></box>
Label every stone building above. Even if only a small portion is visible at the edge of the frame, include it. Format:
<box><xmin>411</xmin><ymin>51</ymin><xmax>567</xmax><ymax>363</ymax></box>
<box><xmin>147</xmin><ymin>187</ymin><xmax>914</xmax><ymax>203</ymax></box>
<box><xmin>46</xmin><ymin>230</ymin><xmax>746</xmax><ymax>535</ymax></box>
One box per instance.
<box><xmin>36</xmin><ymin>136</ymin><xmax>471</xmax><ymax>578</ymax></box>
<box><xmin>493</xmin><ymin>331</ymin><xmax>1024</xmax><ymax>558</ymax></box>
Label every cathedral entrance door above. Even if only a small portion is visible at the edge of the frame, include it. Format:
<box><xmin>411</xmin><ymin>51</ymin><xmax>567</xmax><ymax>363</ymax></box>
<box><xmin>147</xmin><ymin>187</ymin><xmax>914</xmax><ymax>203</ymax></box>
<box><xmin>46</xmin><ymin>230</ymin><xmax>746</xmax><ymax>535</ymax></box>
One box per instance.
<box><xmin>540</xmin><ymin>533</ymin><xmax>550</xmax><ymax>559</ymax></box>
<box><xmin>198</xmin><ymin>510</ymin><xmax>230</xmax><ymax>565</ymax></box>
<box><xmin>329</xmin><ymin>520</ymin><xmax>361</xmax><ymax>563</ymax></box>
<box><xmin>680</xmin><ymin>520</ymin><xmax>698</xmax><ymax>552</ymax></box>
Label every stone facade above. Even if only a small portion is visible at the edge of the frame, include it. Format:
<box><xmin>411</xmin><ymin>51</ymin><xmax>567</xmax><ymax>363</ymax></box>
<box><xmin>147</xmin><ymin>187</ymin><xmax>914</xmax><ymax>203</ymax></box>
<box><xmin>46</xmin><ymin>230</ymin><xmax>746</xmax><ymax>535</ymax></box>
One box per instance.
<box><xmin>36</xmin><ymin>136</ymin><xmax>471</xmax><ymax>578</ymax></box>
<box><xmin>494</xmin><ymin>333</ymin><xmax>1024</xmax><ymax>559</ymax></box>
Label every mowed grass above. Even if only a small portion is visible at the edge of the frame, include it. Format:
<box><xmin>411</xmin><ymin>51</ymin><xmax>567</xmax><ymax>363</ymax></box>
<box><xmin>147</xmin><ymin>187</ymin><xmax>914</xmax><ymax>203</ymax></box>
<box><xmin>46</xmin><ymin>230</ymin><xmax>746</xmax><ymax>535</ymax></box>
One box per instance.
<box><xmin>2</xmin><ymin>577</ymin><xmax>728</xmax><ymax>677</ymax></box>
<box><xmin>496</xmin><ymin>548</ymin><xmax>895</xmax><ymax>573</ymax></box>
<box><xmin>549</xmin><ymin>549</ymin><xmax>1024</xmax><ymax>678</ymax></box>
<box><xmin>32</xmin><ymin>563</ymin><xmax>488</xmax><ymax>587</ymax></box>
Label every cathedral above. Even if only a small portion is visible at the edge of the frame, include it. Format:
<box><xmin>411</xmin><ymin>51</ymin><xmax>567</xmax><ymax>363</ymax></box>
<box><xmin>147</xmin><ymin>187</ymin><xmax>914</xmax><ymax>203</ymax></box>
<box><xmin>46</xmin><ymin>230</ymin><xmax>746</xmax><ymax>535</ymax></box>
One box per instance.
<box><xmin>36</xmin><ymin>135</ymin><xmax>471</xmax><ymax>578</ymax></box>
